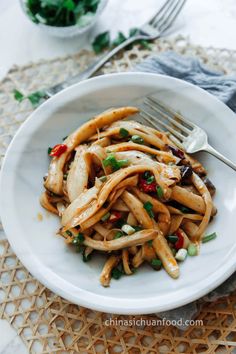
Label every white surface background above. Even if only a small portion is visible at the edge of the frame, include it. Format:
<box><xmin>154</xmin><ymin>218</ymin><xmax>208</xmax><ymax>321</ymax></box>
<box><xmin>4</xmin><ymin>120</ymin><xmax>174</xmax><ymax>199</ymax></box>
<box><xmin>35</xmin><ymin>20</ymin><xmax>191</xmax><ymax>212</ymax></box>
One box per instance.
<box><xmin>0</xmin><ymin>0</ymin><xmax>236</xmax><ymax>352</ymax></box>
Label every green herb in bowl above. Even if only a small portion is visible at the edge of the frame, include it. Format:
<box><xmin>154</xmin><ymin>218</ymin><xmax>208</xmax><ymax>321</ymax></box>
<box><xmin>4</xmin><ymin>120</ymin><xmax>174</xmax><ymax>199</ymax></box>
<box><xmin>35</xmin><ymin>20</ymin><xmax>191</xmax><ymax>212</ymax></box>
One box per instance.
<box><xmin>20</xmin><ymin>0</ymin><xmax>107</xmax><ymax>38</ymax></box>
<box><xmin>25</xmin><ymin>0</ymin><xmax>100</xmax><ymax>27</ymax></box>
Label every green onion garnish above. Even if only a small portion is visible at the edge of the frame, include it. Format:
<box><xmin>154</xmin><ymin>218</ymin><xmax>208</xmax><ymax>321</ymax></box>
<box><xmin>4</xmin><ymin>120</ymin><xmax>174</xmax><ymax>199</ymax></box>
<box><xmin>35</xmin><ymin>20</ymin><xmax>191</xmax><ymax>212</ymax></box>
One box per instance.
<box><xmin>202</xmin><ymin>232</ymin><xmax>217</xmax><ymax>243</ymax></box>
<box><xmin>150</xmin><ymin>258</ymin><xmax>162</xmax><ymax>270</ymax></box>
<box><xmin>187</xmin><ymin>244</ymin><xmax>198</xmax><ymax>256</ymax></box>
<box><xmin>156</xmin><ymin>186</ymin><xmax>163</xmax><ymax>199</ymax></box>
<box><xmin>119</xmin><ymin>127</ymin><xmax>129</xmax><ymax>138</ymax></box>
<box><xmin>72</xmin><ymin>232</ymin><xmax>84</xmax><ymax>245</ymax></box>
<box><xmin>63</xmin><ymin>173</ymin><xmax>68</xmax><ymax>180</ymax></box>
<box><xmin>147</xmin><ymin>240</ymin><xmax>153</xmax><ymax>247</ymax></box>
<box><xmin>143</xmin><ymin>171</ymin><xmax>151</xmax><ymax>180</ymax></box>
<box><xmin>167</xmin><ymin>235</ymin><xmax>178</xmax><ymax>243</ymax></box>
<box><xmin>114</xmin><ymin>231</ymin><xmax>123</xmax><ymax>239</ymax></box>
<box><xmin>62</xmin><ymin>136</ymin><xmax>68</xmax><ymax>141</ymax></box>
<box><xmin>103</xmin><ymin>154</ymin><xmax>129</xmax><ymax>171</ymax></box>
<box><xmin>131</xmin><ymin>135</ymin><xmax>144</xmax><ymax>144</ymax></box>
<box><xmin>111</xmin><ymin>267</ymin><xmax>124</xmax><ymax>280</ymax></box>
<box><xmin>77</xmin><ymin>233</ymin><xmax>85</xmax><ymax>243</ymax></box>
<box><xmin>133</xmin><ymin>225</ymin><xmax>142</xmax><ymax>232</ymax></box>
<box><xmin>48</xmin><ymin>147</ymin><xmax>52</xmax><ymax>155</ymax></box>
<box><xmin>101</xmin><ymin>212</ymin><xmax>111</xmax><ymax>222</ymax></box>
<box><xmin>146</xmin><ymin>176</ymin><xmax>155</xmax><ymax>184</ymax></box>
<box><xmin>82</xmin><ymin>252</ymin><xmax>92</xmax><ymax>262</ymax></box>
<box><xmin>66</xmin><ymin>230</ymin><xmax>72</xmax><ymax>237</ymax></box>
<box><xmin>143</xmin><ymin>201</ymin><xmax>154</xmax><ymax>218</ymax></box>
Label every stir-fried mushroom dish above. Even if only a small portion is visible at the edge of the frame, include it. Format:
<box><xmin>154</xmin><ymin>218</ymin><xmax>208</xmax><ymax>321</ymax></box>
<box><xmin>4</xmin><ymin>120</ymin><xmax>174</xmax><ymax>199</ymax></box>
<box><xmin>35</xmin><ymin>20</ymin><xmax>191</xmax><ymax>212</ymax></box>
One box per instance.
<box><xmin>41</xmin><ymin>106</ymin><xmax>217</xmax><ymax>287</ymax></box>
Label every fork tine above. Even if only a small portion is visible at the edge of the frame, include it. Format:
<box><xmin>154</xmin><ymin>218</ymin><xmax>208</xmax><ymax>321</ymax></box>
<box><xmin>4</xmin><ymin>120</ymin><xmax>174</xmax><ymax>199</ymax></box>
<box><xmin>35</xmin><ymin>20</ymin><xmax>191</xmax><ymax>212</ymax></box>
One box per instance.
<box><xmin>159</xmin><ymin>0</ymin><xmax>187</xmax><ymax>33</ymax></box>
<box><xmin>141</xmin><ymin>109</ymin><xmax>185</xmax><ymax>149</ymax></box>
<box><xmin>144</xmin><ymin>97</ymin><xmax>190</xmax><ymax>135</ymax></box>
<box><xmin>168</xmin><ymin>134</ymin><xmax>185</xmax><ymax>149</ymax></box>
<box><xmin>148</xmin><ymin>96</ymin><xmax>195</xmax><ymax>129</ymax></box>
<box><xmin>141</xmin><ymin>107</ymin><xmax>185</xmax><ymax>142</ymax></box>
<box><xmin>148</xmin><ymin>0</ymin><xmax>176</xmax><ymax>26</ymax></box>
<box><xmin>140</xmin><ymin>111</ymin><xmax>165</xmax><ymax>132</ymax></box>
<box><xmin>153</xmin><ymin>0</ymin><xmax>186</xmax><ymax>33</ymax></box>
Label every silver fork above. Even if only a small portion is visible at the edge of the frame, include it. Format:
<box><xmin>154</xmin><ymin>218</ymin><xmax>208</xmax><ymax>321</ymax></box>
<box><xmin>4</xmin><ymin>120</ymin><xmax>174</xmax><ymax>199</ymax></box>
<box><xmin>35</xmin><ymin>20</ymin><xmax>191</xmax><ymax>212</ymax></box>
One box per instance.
<box><xmin>45</xmin><ymin>0</ymin><xmax>186</xmax><ymax>97</ymax></box>
<box><xmin>140</xmin><ymin>96</ymin><xmax>236</xmax><ymax>171</ymax></box>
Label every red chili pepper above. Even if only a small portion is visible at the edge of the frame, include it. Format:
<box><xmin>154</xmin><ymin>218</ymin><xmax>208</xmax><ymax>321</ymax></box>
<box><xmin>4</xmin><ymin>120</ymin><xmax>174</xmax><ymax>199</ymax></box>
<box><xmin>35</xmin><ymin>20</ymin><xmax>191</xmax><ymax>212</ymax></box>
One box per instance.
<box><xmin>175</xmin><ymin>229</ymin><xmax>184</xmax><ymax>249</ymax></box>
<box><xmin>50</xmin><ymin>144</ymin><xmax>67</xmax><ymax>157</ymax></box>
<box><xmin>139</xmin><ymin>178</ymin><xmax>157</xmax><ymax>193</ymax></box>
<box><xmin>109</xmin><ymin>211</ymin><xmax>122</xmax><ymax>223</ymax></box>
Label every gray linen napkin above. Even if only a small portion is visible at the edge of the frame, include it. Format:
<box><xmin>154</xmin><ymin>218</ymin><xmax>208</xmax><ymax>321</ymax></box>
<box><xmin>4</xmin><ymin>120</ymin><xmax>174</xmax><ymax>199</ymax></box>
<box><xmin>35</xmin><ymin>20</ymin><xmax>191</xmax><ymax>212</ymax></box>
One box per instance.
<box><xmin>135</xmin><ymin>51</ymin><xmax>236</xmax><ymax>330</ymax></box>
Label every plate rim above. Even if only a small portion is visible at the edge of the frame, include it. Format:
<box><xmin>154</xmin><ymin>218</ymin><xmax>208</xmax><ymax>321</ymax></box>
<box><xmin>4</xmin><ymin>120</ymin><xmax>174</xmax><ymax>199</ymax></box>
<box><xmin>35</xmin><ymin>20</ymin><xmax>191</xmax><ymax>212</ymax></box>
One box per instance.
<box><xmin>1</xmin><ymin>72</ymin><xmax>236</xmax><ymax>314</ymax></box>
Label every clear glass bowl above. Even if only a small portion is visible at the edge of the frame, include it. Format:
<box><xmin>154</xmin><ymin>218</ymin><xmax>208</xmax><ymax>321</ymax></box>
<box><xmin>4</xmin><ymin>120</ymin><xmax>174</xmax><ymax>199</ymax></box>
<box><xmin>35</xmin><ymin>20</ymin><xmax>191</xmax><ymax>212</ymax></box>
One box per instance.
<box><xmin>19</xmin><ymin>0</ymin><xmax>108</xmax><ymax>38</ymax></box>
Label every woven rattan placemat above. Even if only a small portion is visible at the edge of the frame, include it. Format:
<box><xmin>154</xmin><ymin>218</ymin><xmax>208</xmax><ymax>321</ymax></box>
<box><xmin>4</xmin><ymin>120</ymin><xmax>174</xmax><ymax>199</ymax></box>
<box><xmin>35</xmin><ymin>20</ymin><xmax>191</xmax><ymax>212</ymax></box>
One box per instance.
<box><xmin>1</xmin><ymin>36</ymin><xmax>236</xmax><ymax>354</ymax></box>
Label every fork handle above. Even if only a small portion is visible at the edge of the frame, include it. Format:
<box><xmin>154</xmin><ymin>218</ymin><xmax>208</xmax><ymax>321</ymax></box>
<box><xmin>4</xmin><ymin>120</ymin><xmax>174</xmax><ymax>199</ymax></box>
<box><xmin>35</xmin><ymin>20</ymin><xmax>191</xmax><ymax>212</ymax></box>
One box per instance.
<box><xmin>205</xmin><ymin>144</ymin><xmax>236</xmax><ymax>171</ymax></box>
<box><xmin>45</xmin><ymin>35</ymin><xmax>145</xmax><ymax>97</ymax></box>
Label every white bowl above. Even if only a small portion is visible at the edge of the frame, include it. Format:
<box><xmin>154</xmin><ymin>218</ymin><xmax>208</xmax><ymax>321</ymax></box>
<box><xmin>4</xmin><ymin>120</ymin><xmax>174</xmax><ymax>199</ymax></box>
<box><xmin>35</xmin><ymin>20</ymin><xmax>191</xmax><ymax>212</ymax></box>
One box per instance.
<box><xmin>19</xmin><ymin>0</ymin><xmax>108</xmax><ymax>38</ymax></box>
<box><xmin>1</xmin><ymin>73</ymin><xmax>236</xmax><ymax>314</ymax></box>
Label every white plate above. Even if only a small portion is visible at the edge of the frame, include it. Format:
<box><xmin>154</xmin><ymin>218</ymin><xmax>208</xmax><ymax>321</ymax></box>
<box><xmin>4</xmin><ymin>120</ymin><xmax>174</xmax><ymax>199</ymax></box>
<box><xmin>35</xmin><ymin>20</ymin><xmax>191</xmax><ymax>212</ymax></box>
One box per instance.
<box><xmin>1</xmin><ymin>73</ymin><xmax>236</xmax><ymax>315</ymax></box>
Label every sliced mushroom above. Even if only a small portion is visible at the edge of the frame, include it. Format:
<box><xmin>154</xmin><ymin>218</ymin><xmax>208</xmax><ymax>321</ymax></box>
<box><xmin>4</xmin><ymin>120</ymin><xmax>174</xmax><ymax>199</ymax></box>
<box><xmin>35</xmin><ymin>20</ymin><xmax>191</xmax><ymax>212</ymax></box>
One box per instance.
<box><xmin>100</xmin><ymin>255</ymin><xmax>120</xmax><ymax>287</ymax></box>
<box><xmin>122</xmin><ymin>250</ymin><xmax>132</xmax><ymax>275</ymax></box>
<box><xmin>40</xmin><ymin>192</ymin><xmax>58</xmax><ymax>215</ymax></box>
<box><xmin>44</xmin><ymin>106</ymin><xmax>139</xmax><ymax>195</ymax></box>
<box><xmin>83</xmin><ymin>229</ymin><xmax>156</xmax><ymax>251</ymax></box>
<box><xmin>67</xmin><ymin>145</ymin><xmax>88</xmax><ymax>202</ymax></box>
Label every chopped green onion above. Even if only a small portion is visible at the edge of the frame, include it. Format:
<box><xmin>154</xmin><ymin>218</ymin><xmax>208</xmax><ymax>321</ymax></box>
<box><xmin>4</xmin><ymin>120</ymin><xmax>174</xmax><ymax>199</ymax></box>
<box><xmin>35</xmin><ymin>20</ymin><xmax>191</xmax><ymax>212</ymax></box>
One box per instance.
<box><xmin>156</xmin><ymin>186</ymin><xmax>164</xmax><ymax>199</ymax></box>
<box><xmin>146</xmin><ymin>175</ymin><xmax>155</xmax><ymax>184</ymax></box>
<box><xmin>103</xmin><ymin>154</ymin><xmax>129</xmax><ymax>171</ymax></box>
<box><xmin>150</xmin><ymin>258</ymin><xmax>162</xmax><ymax>270</ymax></box>
<box><xmin>121</xmin><ymin>224</ymin><xmax>136</xmax><ymax>235</ymax></box>
<box><xmin>72</xmin><ymin>232</ymin><xmax>84</xmax><ymax>245</ymax></box>
<box><xmin>101</xmin><ymin>212</ymin><xmax>111</xmax><ymax>222</ymax></box>
<box><xmin>111</xmin><ymin>267</ymin><xmax>124</xmax><ymax>280</ymax></box>
<box><xmin>63</xmin><ymin>173</ymin><xmax>68</xmax><ymax>180</ymax></box>
<box><xmin>170</xmin><ymin>247</ymin><xmax>177</xmax><ymax>256</ymax></box>
<box><xmin>82</xmin><ymin>252</ymin><xmax>92</xmax><ymax>262</ymax></box>
<box><xmin>187</xmin><ymin>244</ymin><xmax>198</xmax><ymax>256</ymax></box>
<box><xmin>143</xmin><ymin>201</ymin><xmax>154</xmax><ymax>218</ymax></box>
<box><xmin>175</xmin><ymin>248</ymin><xmax>187</xmax><ymax>261</ymax></box>
<box><xmin>66</xmin><ymin>230</ymin><xmax>72</xmax><ymax>237</ymax></box>
<box><xmin>119</xmin><ymin>127</ymin><xmax>129</xmax><ymax>138</ymax></box>
<box><xmin>147</xmin><ymin>240</ymin><xmax>153</xmax><ymax>247</ymax></box>
<box><xmin>63</xmin><ymin>136</ymin><xmax>68</xmax><ymax>141</ymax></box>
<box><xmin>99</xmin><ymin>176</ymin><xmax>107</xmax><ymax>182</ymax></box>
<box><xmin>167</xmin><ymin>235</ymin><xmax>178</xmax><ymax>243</ymax></box>
<box><xmin>114</xmin><ymin>231</ymin><xmax>123</xmax><ymax>239</ymax></box>
<box><xmin>131</xmin><ymin>135</ymin><xmax>144</xmax><ymax>144</ymax></box>
<box><xmin>202</xmin><ymin>232</ymin><xmax>217</xmax><ymax>243</ymax></box>
<box><xmin>48</xmin><ymin>147</ymin><xmax>52</xmax><ymax>155</ymax></box>
<box><xmin>133</xmin><ymin>225</ymin><xmax>142</xmax><ymax>232</ymax></box>
<box><xmin>77</xmin><ymin>233</ymin><xmax>84</xmax><ymax>243</ymax></box>
<box><xmin>143</xmin><ymin>171</ymin><xmax>151</xmax><ymax>180</ymax></box>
